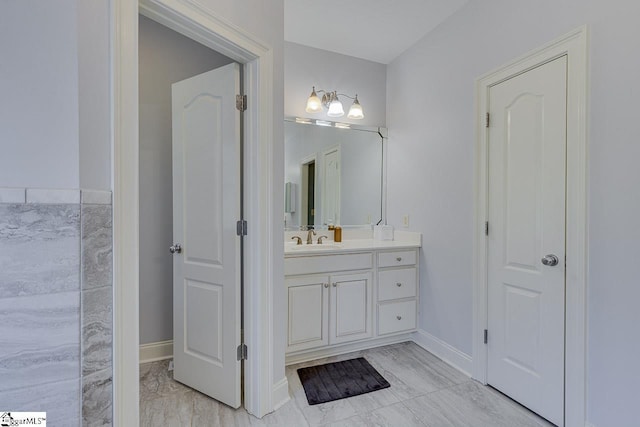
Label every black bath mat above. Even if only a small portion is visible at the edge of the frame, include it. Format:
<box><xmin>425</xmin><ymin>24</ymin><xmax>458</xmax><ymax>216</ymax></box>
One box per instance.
<box><xmin>297</xmin><ymin>357</ymin><xmax>390</xmax><ymax>405</ymax></box>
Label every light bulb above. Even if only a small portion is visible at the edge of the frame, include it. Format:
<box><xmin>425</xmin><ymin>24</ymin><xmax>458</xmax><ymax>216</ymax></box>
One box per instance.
<box><xmin>305</xmin><ymin>87</ymin><xmax>323</xmax><ymax>113</ymax></box>
<box><xmin>326</xmin><ymin>93</ymin><xmax>344</xmax><ymax>117</ymax></box>
<box><xmin>347</xmin><ymin>96</ymin><xmax>364</xmax><ymax>119</ymax></box>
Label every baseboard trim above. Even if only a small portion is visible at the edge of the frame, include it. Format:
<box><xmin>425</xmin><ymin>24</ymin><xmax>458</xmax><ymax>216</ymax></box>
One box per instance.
<box><xmin>139</xmin><ymin>340</ymin><xmax>173</xmax><ymax>363</ymax></box>
<box><xmin>272</xmin><ymin>377</ymin><xmax>290</xmax><ymax>411</ymax></box>
<box><xmin>412</xmin><ymin>329</ymin><xmax>472</xmax><ymax>377</ymax></box>
<box><xmin>285</xmin><ymin>333</ymin><xmax>413</xmax><ymax>365</ymax></box>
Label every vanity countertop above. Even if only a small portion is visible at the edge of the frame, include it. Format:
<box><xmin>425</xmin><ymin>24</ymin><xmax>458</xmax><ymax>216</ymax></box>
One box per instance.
<box><xmin>284</xmin><ymin>231</ymin><xmax>421</xmax><ymax>256</ymax></box>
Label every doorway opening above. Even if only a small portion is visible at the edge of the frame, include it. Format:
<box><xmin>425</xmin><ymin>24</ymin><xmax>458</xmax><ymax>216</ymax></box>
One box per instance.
<box><xmin>138</xmin><ymin>12</ymin><xmax>247</xmax><ymax>410</ymax></box>
<box><xmin>113</xmin><ymin>1</ymin><xmax>279</xmax><ymax>422</ymax></box>
<box><xmin>300</xmin><ymin>158</ymin><xmax>316</xmax><ymax>228</ymax></box>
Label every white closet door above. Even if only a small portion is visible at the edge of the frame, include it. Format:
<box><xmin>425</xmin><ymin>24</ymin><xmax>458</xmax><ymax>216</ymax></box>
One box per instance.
<box><xmin>487</xmin><ymin>56</ymin><xmax>567</xmax><ymax>425</ymax></box>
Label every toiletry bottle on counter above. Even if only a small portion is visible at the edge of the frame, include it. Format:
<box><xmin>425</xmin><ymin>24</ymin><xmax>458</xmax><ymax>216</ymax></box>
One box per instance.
<box><xmin>334</xmin><ymin>226</ymin><xmax>342</xmax><ymax>242</ymax></box>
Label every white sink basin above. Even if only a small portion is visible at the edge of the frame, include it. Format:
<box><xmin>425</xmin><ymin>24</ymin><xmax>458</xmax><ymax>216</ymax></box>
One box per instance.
<box><xmin>287</xmin><ymin>243</ymin><xmax>342</xmax><ymax>251</ymax></box>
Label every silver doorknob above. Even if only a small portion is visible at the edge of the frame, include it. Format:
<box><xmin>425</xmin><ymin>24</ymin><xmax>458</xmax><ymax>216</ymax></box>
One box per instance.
<box><xmin>169</xmin><ymin>244</ymin><xmax>182</xmax><ymax>254</ymax></box>
<box><xmin>541</xmin><ymin>254</ymin><xmax>559</xmax><ymax>266</ymax></box>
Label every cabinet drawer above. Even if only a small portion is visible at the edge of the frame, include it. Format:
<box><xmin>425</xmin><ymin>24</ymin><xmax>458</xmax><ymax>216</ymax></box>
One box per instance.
<box><xmin>378</xmin><ymin>267</ymin><xmax>416</xmax><ymax>301</ymax></box>
<box><xmin>378</xmin><ymin>250</ymin><xmax>416</xmax><ymax>268</ymax></box>
<box><xmin>378</xmin><ymin>300</ymin><xmax>416</xmax><ymax>335</ymax></box>
<box><xmin>285</xmin><ymin>252</ymin><xmax>373</xmax><ymax>276</ymax></box>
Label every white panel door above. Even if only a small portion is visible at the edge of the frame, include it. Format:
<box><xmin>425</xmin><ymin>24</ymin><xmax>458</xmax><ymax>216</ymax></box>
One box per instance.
<box><xmin>171</xmin><ymin>63</ymin><xmax>241</xmax><ymax>408</ymax></box>
<box><xmin>330</xmin><ymin>272</ymin><xmax>372</xmax><ymax>344</ymax></box>
<box><xmin>322</xmin><ymin>146</ymin><xmax>340</xmax><ymax>225</ymax></box>
<box><xmin>487</xmin><ymin>56</ymin><xmax>567</xmax><ymax>425</ymax></box>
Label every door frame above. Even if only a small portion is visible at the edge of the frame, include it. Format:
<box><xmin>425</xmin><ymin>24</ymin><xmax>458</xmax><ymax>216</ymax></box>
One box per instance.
<box><xmin>299</xmin><ymin>153</ymin><xmax>317</xmax><ymax>228</ymax></box>
<box><xmin>112</xmin><ymin>0</ymin><xmax>279</xmax><ymax>423</ymax></box>
<box><xmin>473</xmin><ymin>26</ymin><xmax>588</xmax><ymax>427</ymax></box>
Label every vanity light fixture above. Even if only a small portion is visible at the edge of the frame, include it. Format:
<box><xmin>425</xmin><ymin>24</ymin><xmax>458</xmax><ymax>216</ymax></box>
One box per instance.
<box><xmin>305</xmin><ymin>86</ymin><xmax>365</xmax><ymax>119</ymax></box>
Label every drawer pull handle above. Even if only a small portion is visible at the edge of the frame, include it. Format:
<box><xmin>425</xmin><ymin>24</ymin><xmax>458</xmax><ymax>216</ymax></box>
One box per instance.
<box><xmin>324</xmin><ymin>283</ymin><xmax>329</xmax><ymax>288</ymax></box>
<box><xmin>396</xmin><ymin>257</ymin><xmax>402</xmax><ymax>262</ymax></box>
<box><xmin>396</xmin><ymin>282</ymin><xmax>402</xmax><ymax>287</ymax></box>
<box><xmin>396</xmin><ymin>315</ymin><xmax>402</xmax><ymax>320</ymax></box>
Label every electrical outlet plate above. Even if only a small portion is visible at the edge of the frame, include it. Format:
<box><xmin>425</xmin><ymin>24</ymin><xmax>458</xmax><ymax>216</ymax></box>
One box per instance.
<box><xmin>402</xmin><ymin>215</ymin><xmax>410</xmax><ymax>227</ymax></box>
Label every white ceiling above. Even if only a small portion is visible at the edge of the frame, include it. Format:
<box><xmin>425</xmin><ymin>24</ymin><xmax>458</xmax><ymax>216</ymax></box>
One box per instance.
<box><xmin>284</xmin><ymin>0</ymin><xmax>469</xmax><ymax>64</ymax></box>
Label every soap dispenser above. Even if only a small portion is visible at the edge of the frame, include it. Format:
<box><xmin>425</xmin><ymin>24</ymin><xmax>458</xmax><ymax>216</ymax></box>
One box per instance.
<box><xmin>334</xmin><ymin>226</ymin><xmax>342</xmax><ymax>242</ymax></box>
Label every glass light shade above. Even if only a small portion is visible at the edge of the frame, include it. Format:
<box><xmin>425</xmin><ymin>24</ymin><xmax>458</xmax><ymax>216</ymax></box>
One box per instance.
<box><xmin>347</xmin><ymin>97</ymin><xmax>364</xmax><ymax>119</ymax></box>
<box><xmin>305</xmin><ymin>87</ymin><xmax>323</xmax><ymax>113</ymax></box>
<box><xmin>327</xmin><ymin>98</ymin><xmax>345</xmax><ymax>117</ymax></box>
<box><xmin>305</xmin><ymin>95</ymin><xmax>322</xmax><ymax>113</ymax></box>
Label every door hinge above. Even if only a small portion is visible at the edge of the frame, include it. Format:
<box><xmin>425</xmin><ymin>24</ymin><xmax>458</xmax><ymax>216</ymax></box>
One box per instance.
<box><xmin>236</xmin><ymin>220</ymin><xmax>247</xmax><ymax>236</ymax></box>
<box><xmin>484</xmin><ymin>221</ymin><xmax>489</xmax><ymax>236</ymax></box>
<box><xmin>236</xmin><ymin>94</ymin><xmax>247</xmax><ymax>111</ymax></box>
<box><xmin>484</xmin><ymin>329</ymin><xmax>488</xmax><ymax>344</ymax></box>
<box><xmin>485</xmin><ymin>112</ymin><xmax>490</xmax><ymax>128</ymax></box>
<box><xmin>237</xmin><ymin>343</ymin><xmax>248</xmax><ymax>361</ymax></box>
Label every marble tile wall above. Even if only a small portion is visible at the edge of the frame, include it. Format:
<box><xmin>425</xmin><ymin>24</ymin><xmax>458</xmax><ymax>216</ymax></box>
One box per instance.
<box><xmin>81</xmin><ymin>201</ymin><xmax>113</xmax><ymax>426</ymax></box>
<box><xmin>0</xmin><ymin>189</ymin><xmax>113</xmax><ymax>427</ymax></box>
<box><xmin>0</xmin><ymin>203</ymin><xmax>82</xmax><ymax>426</ymax></box>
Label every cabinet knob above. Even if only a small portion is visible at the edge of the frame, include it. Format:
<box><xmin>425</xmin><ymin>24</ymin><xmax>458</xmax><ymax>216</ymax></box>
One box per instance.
<box><xmin>396</xmin><ymin>282</ymin><xmax>402</xmax><ymax>287</ymax></box>
<box><xmin>332</xmin><ymin>283</ymin><xmax>337</xmax><ymax>287</ymax></box>
<box><xmin>396</xmin><ymin>315</ymin><xmax>402</xmax><ymax>320</ymax></box>
<box><xmin>396</xmin><ymin>257</ymin><xmax>402</xmax><ymax>262</ymax></box>
<box><xmin>324</xmin><ymin>283</ymin><xmax>329</xmax><ymax>288</ymax></box>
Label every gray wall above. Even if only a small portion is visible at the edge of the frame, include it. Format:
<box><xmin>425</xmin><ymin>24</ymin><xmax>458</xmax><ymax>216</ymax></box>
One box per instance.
<box><xmin>138</xmin><ymin>15</ymin><xmax>234</xmax><ymax>345</ymax></box>
<box><xmin>386</xmin><ymin>1</ymin><xmax>640</xmax><ymax>425</ymax></box>
<box><xmin>0</xmin><ymin>0</ymin><xmax>110</xmax><ymax>191</ymax></box>
<box><xmin>0</xmin><ymin>0</ymin><xmax>80</xmax><ymax>189</ymax></box>
<box><xmin>78</xmin><ymin>0</ymin><xmax>111</xmax><ymax>191</ymax></box>
<box><xmin>285</xmin><ymin>42</ymin><xmax>387</xmax><ymax>127</ymax></box>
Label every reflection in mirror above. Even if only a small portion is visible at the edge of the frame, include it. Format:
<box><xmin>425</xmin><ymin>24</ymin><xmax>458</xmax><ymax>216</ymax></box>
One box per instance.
<box><xmin>284</xmin><ymin>118</ymin><xmax>385</xmax><ymax>229</ymax></box>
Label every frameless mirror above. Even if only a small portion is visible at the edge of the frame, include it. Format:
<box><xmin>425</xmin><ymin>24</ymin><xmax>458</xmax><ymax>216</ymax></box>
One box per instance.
<box><xmin>284</xmin><ymin>117</ymin><xmax>385</xmax><ymax>229</ymax></box>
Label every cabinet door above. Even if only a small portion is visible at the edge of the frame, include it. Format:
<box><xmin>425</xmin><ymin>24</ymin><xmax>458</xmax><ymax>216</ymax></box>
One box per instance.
<box><xmin>330</xmin><ymin>272</ymin><xmax>373</xmax><ymax>344</ymax></box>
<box><xmin>286</xmin><ymin>274</ymin><xmax>329</xmax><ymax>352</ymax></box>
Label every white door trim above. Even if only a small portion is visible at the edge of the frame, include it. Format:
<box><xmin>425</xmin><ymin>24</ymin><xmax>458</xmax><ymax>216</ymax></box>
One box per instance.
<box><xmin>473</xmin><ymin>26</ymin><xmax>588</xmax><ymax>427</ymax></box>
<box><xmin>113</xmin><ymin>0</ymin><xmax>278</xmax><ymax>423</ymax></box>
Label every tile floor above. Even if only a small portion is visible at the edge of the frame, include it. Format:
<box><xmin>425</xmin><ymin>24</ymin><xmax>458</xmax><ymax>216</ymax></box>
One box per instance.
<box><xmin>140</xmin><ymin>342</ymin><xmax>554</xmax><ymax>426</ymax></box>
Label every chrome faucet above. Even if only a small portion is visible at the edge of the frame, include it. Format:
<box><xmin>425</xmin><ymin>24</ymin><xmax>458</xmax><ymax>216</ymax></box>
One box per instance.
<box><xmin>306</xmin><ymin>229</ymin><xmax>316</xmax><ymax>244</ymax></box>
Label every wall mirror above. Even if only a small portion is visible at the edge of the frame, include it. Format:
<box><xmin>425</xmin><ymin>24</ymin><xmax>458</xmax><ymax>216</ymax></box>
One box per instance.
<box><xmin>284</xmin><ymin>117</ymin><xmax>386</xmax><ymax>229</ymax></box>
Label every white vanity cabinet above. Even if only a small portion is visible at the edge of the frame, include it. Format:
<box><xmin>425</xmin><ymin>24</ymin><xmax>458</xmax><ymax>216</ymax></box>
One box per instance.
<box><xmin>285</xmin><ymin>253</ymin><xmax>373</xmax><ymax>354</ymax></box>
<box><xmin>285</xmin><ymin>245</ymin><xmax>420</xmax><ymax>361</ymax></box>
